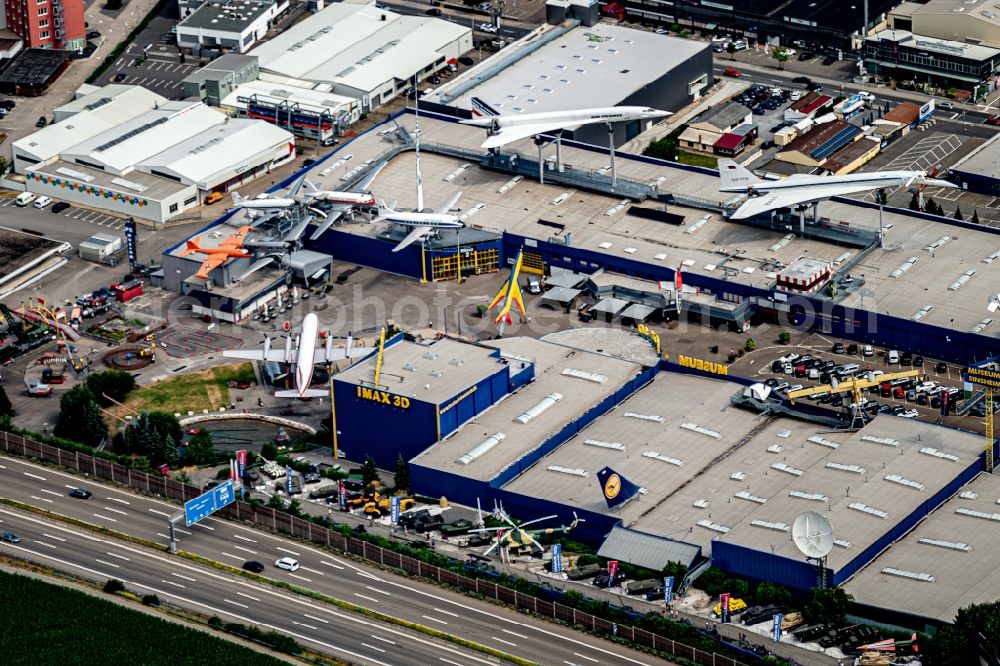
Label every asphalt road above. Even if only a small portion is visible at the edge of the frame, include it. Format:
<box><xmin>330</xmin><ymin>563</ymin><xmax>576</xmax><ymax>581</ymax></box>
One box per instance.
<box><xmin>0</xmin><ymin>453</ymin><xmax>662</xmax><ymax>666</ymax></box>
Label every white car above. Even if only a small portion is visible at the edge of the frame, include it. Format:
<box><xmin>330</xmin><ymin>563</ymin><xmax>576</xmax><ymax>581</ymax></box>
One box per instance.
<box><xmin>33</xmin><ymin>195</ymin><xmax>52</xmax><ymax>209</ymax></box>
<box><xmin>899</xmin><ymin>409</ymin><xmax>919</xmax><ymax>419</ymax></box>
<box><xmin>14</xmin><ymin>192</ymin><xmax>35</xmax><ymax>207</ymax></box>
<box><xmin>887</xmin><ymin>350</ymin><xmax>900</xmax><ymax>364</ymax></box>
<box><xmin>479</xmin><ymin>23</ymin><xmax>498</xmax><ymax>33</ymax></box>
<box><xmin>711</xmin><ymin>35</ymin><xmax>729</xmax><ymax>43</ymax></box>
<box><xmin>862</xmin><ymin>345</ymin><xmax>874</xmax><ymax>357</ymax></box>
<box><xmin>275</xmin><ymin>556</ymin><xmax>300</xmax><ymax>572</ymax></box>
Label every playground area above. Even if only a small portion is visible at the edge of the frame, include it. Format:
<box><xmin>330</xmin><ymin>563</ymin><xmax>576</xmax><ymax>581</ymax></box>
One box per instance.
<box><xmin>156</xmin><ymin>325</ymin><xmax>243</xmax><ymax>359</ymax></box>
<box><xmin>103</xmin><ymin>346</ymin><xmax>156</xmax><ymax>370</ymax></box>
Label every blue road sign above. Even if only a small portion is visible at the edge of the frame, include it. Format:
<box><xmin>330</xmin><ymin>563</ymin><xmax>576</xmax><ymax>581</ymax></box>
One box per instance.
<box><xmin>551</xmin><ymin>543</ymin><xmax>563</xmax><ymax>573</ymax></box>
<box><xmin>390</xmin><ymin>495</ymin><xmax>400</xmax><ymax>524</ymax></box>
<box><xmin>184</xmin><ymin>480</ymin><xmax>235</xmax><ymax>527</ymax></box>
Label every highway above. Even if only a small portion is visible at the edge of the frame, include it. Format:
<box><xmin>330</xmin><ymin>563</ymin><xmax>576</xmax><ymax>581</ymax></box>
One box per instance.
<box><xmin>0</xmin><ymin>453</ymin><xmax>662</xmax><ymax>666</ymax></box>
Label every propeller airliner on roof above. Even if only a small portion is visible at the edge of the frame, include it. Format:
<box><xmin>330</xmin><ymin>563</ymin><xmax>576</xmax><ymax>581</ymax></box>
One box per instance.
<box><xmin>303</xmin><ymin>162</ymin><xmax>386</xmax><ymax>240</ymax></box>
<box><xmin>718</xmin><ymin>159</ymin><xmax>957</xmax><ymax>219</ymax></box>
<box><xmin>460</xmin><ymin>97</ymin><xmax>671</xmax><ymax>149</ymax></box>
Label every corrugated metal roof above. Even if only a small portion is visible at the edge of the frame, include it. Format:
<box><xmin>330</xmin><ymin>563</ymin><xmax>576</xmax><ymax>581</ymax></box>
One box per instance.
<box><xmin>597</xmin><ymin>525</ymin><xmax>701</xmax><ymax>569</ymax></box>
<box><xmin>713</xmin><ymin>132</ymin><xmax>746</xmax><ymax>151</ymax></box>
<box><xmin>696</xmin><ymin>102</ymin><xmax>750</xmax><ymax>133</ymax></box>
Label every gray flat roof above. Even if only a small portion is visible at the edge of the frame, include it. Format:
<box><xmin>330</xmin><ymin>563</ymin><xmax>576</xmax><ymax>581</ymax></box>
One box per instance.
<box><xmin>180</xmin><ymin>0</ymin><xmax>274</xmax><ymax>32</ymax></box>
<box><xmin>411</xmin><ymin>336</ymin><xmax>643</xmax><ymax>480</ymax></box>
<box><xmin>844</xmin><ymin>472</ymin><xmax>1000</xmax><ymax>625</ymax></box>
<box><xmin>35</xmin><ymin>159</ymin><xmax>190</xmax><ymax>202</ymax></box>
<box><xmin>503</xmin><ymin>372</ymin><xmax>985</xmax><ymax>568</ymax></box>
<box><xmin>335</xmin><ymin>336</ymin><xmax>505</xmax><ymax>405</ymax></box>
<box><xmin>304</xmin><ymin>112</ymin><xmax>1000</xmax><ymax>340</ymax></box>
<box><xmin>951</xmin><ymin>132</ymin><xmax>1000</xmax><ymax>180</ymax></box>
<box><xmin>432</xmin><ymin>22</ymin><xmax>708</xmax><ymax>115</ymax></box>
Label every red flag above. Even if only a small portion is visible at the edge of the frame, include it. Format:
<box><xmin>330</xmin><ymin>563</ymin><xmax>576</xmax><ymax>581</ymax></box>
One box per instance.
<box><xmin>675</xmin><ymin>266</ymin><xmax>683</xmax><ymax>291</ymax></box>
<box><xmin>37</xmin><ymin>296</ymin><xmax>46</xmax><ymax>306</ymax></box>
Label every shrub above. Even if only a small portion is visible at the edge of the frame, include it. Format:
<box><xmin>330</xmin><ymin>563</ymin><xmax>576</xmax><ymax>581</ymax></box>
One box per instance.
<box><xmin>103</xmin><ymin>579</ymin><xmax>125</xmax><ymax>594</ymax></box>
<box><xmin>778</xmin><ymin>331</ymin><xmax>791</xmax><ymax>344</ymax></box>
<box><xmin>745</xmin><ymin>338</ymin><xmax>757</xmax><ymax>351</ymax></box>
<box><xmin>141</xmin><ymin>594</ymin><xmax>160</xmax><ymax>606</ymax></box>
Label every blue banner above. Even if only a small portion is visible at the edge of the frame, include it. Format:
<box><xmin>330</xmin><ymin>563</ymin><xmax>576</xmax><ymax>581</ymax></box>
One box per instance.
<box><xmin>551</xmin><ymin>543</ymin><xmax>563</xmax><ymax>573</ymax></box>
<box><xmin>773</xmin><ymin>613</ymin><xmax>783</xmax><ymax>642</ymax></box>
<box><xmin>285</xmin><ymin>466</ymin><xmax>293</xmax><ymax>495</ymax></box>
<box><xmin>124</xmin><ymin>218</ymin><xmax>137</xmax><ymax>266</ymax></box>
<box><xmin>664</xmin><ymin>576</ymin><xmax>674</xmax><ymax>604</ymax></box>
<box><xmin>390</xmin><ymin>495</ymin><xmax>400</xmax><ymax>524</ymax></box>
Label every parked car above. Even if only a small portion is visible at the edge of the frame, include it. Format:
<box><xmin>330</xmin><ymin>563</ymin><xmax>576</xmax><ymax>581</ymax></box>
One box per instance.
<box><xmin>33</xmin><ymin>195</ymin><xmax>52</xmax><ymax>209</ymax></box>
<box><xmin>887</xmin><ymin>350</ymin><xmax>900</xmax><ymax>364</ymax></box>
<box><xmin>822</xmin><ymin>55</ymin><xmax>836</xmax><ymax>66</ymax></box>
<box><xmin>935</xmin><ymin>361</ymin><xmax>948</xmax><ymax>373</ymax></box>
<box><xmin>939</xmin><ymin>101</ymin><xmax>955</xmax><ymax>110</ymax></box>
<box><xmin>36</xmin><ymin>116</ymin><xmax>47</xmax><ymax>128</ymax></box>
<box><xmin>0</xmin><ymin>99</ymin><xmax>15</xmax><ymax>110</ymax></box>
<box><xmin>113</xmin><ymin>72</ymin><xmax>127</xmax><ymax>82</ymax></box>
<box><xmin>986</xmin><ymin>115</ymin><xmax>1000</xmax><ymax>126</ymax></box>
<box><xmin>797</xmin><ymin>51</ymin><xmax>814</xmax><ymax>61</ymax></box>
<box><xmin>51</xmin><ymin>201</ymin><xmax>71</xmax><ymax>213</ymax></box>
<box><xmin>425</xmin><ymin>7</ymin><xmax>442</xmax><ymax>15</ymax></box>
<box><xmin>792</xmin><ymin>76</ymin><xmax>811</xmax><ymax>84</ymax></box>
<box><xmin>723</xmin><ymin>67</ymin><xmax>742</xmax><ymax>78</ymax></box>
<box><xmin>275</xmin><ymin>556</ymin><xmax>300</xmax><ymax>572</ymax></box>
<box><xmin>862</xmin><ymin>345</ymin><xmax>873</xmax><ymax>357</ymax></box>
<box><xmin>87</xmin><ymin>30</ymin><xmax>101</xmax><ymax>39</ymax></box>
<box><xmin>15</xmin><ymin>192</ymin><xmax>35</xmax><ymax>207</ymax></box>
<box><xmin>833</xmin><ymin>342</ymin><xmax>845</xmax><ymax>354</ymax></box>
<box><xmin>900</xmin><ymin>409</ymin><xmax>919</xmax><ymax>419</ymax></box>
<box><xmin>321</xmin><ymin>136</ymin><xmax>339</xmax><ymax>147</ymax></box>
<box><xmin>478</xmin><ymin>23</ymin><xmax>498</xmax><ymax>33</ymax></box>
<box><xmin>69</xmin><ymin>487</ymin><xmax>92</xmax><ymax>499</ymax></box>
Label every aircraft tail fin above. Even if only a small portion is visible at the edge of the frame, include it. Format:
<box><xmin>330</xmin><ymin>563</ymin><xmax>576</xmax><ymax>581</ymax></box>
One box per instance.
<box><xmin>179</xmin><ymin>238</ymin><xmax>201</xmax><ymax>256</ymax></box>
<box><xmin>304</xmin><ymin>179</ymin><xmax>320</xmax><ymax>193</ymax></box>
<box><xmin>596</xmin><ymin>466</ymin><xmax>643</xmax><ymax>509</ymax></box>
<box><xmin>470</xmin><ymin>96</ymin><xmax>501</xmax><ymax>118</ymax></box>
<box><xmin>718</xmin><ymin>159</ymin><xmax>763</xmax><ymax>192</ymax></box>
<box><xmin>232</xmin><ymin>192</ymin><xmax>245</xmax><ymax>206</ymax></box>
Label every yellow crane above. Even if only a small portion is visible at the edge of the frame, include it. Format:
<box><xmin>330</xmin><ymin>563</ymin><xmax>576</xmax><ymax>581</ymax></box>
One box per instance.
<box><xmin>786</xmin><ymin>369</ymin><xmax>924</xmax><ymax>429</ymax></box>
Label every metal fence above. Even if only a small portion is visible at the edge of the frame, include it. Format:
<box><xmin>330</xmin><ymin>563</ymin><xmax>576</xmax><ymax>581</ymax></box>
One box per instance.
<box><xmin>0</xmin><ymin>430</ymin><xmax>748</xmax><ymax>666</ymax></box>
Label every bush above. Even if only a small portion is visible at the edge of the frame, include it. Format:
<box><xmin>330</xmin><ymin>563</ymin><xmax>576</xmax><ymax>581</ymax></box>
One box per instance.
<box><xmin>141</xmin><ymin>594</ymin><xmax>160</xmax><ymax>606</ymax></box>
<box><xmin>754</xmin><ymin>581</ymin><xmax>791</xmax><ymax>607</ymax></box>
<box><xmin>745</xmin><ymin>338</ymin><xmax>757</xmax><ymax>351</ymax></box>
<box><xmin>803</xmin><ymin>587</ymin><xmax>852</xmax><ymax>625</ymax></box>
<box><xmin>103</xmin><ymin>579</ymin><xmax>125</xmax><ymax>594</ymax></box>
<box><xmin>86</xmin><ymin>370</ymin><xmax>136</xmax><ymax>407</ymax></box>
<box><xmin>778</xmin><ymin>331</ymin><xmax>791</xmax><ymax>345</ymax></box>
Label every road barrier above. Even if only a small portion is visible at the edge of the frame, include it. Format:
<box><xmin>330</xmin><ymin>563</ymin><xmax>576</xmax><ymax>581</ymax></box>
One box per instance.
<box><xmin>0</xmin><ymin>429</ymin><xmax>748</xmax><ymax>666</ymax></box>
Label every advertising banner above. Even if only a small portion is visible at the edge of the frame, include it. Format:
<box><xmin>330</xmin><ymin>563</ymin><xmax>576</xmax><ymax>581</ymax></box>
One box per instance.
<box><xmin>664</xmin><ymin>576</ymin><xmax>674</xmax><ymax>604</ymax></box>
<box><xmin>720</xmin><ymin>593</ymin><xmax>731</xmax><ymax>623</ymax></box>
<box><xmin>551</xmin><ymin>543</ymin><xmax>563</xmax><ymax>573</ymax></box>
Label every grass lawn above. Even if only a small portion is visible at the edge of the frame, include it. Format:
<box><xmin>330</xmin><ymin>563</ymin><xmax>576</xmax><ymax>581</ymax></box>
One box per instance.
<box><xmin>0</xmin><ymin>570</ymin><xmax>286</xmax><ymax>665</ymax></box>
<box><xmin>126</xmin><ymin>362</ymin><xmax>255</xmax><ymax>414</ymax></box>
<box><xmin>676</xmin><ymin>150</ymin><xmax>718</xmax><ymax>169</ymax></box>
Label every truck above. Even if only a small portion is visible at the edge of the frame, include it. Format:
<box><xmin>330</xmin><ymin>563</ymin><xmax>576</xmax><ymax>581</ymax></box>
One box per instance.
<box><xmin>623</xmin><ymin>578</ymin><xmax>660</xmax><ymax>596</ymax></box>
<box><xmin>41</xmin><ymin>367</ymin><xmax>64</xmax><ymax>384</ymax></box>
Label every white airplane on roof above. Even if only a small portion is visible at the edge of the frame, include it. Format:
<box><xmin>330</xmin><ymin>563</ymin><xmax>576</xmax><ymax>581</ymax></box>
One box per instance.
<box><xmin>223</xmin><ymin>312</ymin><xmax>369</xmax><ymax>399</ymax></box>
<box><xmin>718</xmin><ymin>159</ymin><xmax>957</xmax><ymax>220</ymax></box>
<box><xmin>460</xmin><ymin>97</ymin><xmax>671</xmax><ymax>149</ymax></box>
<box><xmin>303</xmin><ymin>162</ymin><xmax>386</xmax><ymax>241</ymax></box>
<box><xmin>231</xmin><ymin>175</ymin><xmax>307</xmax><ymax>212</ymax></box>
<box><xmin>377</xmin><ymin>190</ymin><xmax>465</xmax><ymax>253</ymax></box>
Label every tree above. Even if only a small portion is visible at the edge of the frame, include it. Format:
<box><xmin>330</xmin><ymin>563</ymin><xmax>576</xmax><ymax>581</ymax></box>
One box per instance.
<box><xmin>125</xmin><ymin>412</ymin><xmax>178</xmax><ymax>466</ymax></box>
<box><xmin>393</xmin><ymin>453</ymin><xmax>410</xmax><ymax>492</ymax></box>
<box><xmin>925</xmin><ymin>197</ymin><xmax>942</xmax><ymax>216</ymax></box>
<box><xmin>778</xmin><ymin>331</ymin><xmax>791</xmax><ymax>345</ymax></box>
<box><xmin>726</xmin><ymin>41</ymin><xmax>736</xmax><ymax>61</ymax></box>
<box><xmin>267</xmin><ymin>493</ymin><xmax>285</xmax><ymax>510</ymax></box>
<box><xmin>260</xmin><ymin>441</ymin><xmax>278</xmax><ymax>461</ymax></box>
<box><xmin>0</xmin><ymin>385</ymin><xmax>14</xmax><ymax>418</ymax></box>
<box><xmin>803</xmin><ymin>587</ymin><xmax>853</xmax><ymax>625</ymax></box>
<box><xmin>362</xmin><ymin>455</ymin><xmax>381</xmax><ymax>486</ymax></box>
<box><xmin>0</xmin><ymin>155</ymin><xmax>9</xmax><ymax>176</ymax></box>
<box><xmin>184</xmin><ymin>429</ymin><xmax>216</xmax><ymax>465</ymax></box>
<box><xmin>927</xmin><ymin>600</ymin><xmax>1000</xmax><ymax>666</ymax></box>
<box><xmin>754</xmin><ymin>581</ymin><xmax>791</xmax><ymax>606</ymax></box>
<box><xmin>908</xmin><ymin>192</ymin><xmax>922</xmax><ymax>211</ymax></box>
<box><xmin>55</xmin><ymin>385</ymin><xmax>108</xmax><ymax>447</ymax></box>
<box><xmin>771</xmin><ymin>47</ymin><xmax>790</xmax><ymax>70</ymax></box>
<box><xmin>744</xmin><ymin>337</ymin><xmax>757</xmax><ymax>351</ymax></box>
<box><xmin>972</xmin><ymin>209</ymin><xmax>981</xmax><ymax>224</ymax></box>
<box><xmin>953</xmin><ymin>206</ymin><xmax>964</xmax><ymax>221</ymax></box>
<box><xmin>86</xmin><ymin>370</ymin><xmax>136</xmax><ymax>407</ymax></box>
<box><xmin>875</xmin><ymin>188</ymin><xmax>888</xmax><ymax>248</ymax></box>
<box><xmin>828</xmin><ymin>280</ymin><xmax>838</xmax><ymax>299</ymax></box>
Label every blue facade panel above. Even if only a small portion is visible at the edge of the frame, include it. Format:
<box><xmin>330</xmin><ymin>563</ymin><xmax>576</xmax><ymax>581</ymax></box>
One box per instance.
<box><xmin>309</xmin><ymin>229</ymin><xmax>424</xmax><ymax>280</ymax></box>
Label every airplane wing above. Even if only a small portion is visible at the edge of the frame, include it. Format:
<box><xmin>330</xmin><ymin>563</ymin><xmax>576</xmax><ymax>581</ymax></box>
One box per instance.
<box><xmin>481</xmin><ymin>122</ymin><xmax>568</xmax><ymax>149</ymax></box>
<box><xmin>220</xmin><ymin>225</ymin><xmax>253</xmax><ymax>249</ymax></box>
<box><xmin>223</xmin><ymin>348</ymin><xmax>296</xmax><ymax>363</ymax></box>
<box><xmin>354</xmin><ymin>161</ymin><xmax>387</xmax><ymax>192</ymax></box>
<box><xmin>435</xmin><ymin>190</ymin><xmax>463</xmax><ymax>216</ymax></box>
<box><xmin>194</xmin><ymin>253</ymin><xmax>228</xmax><ymax>278</ymax></box>
<box><xmin>392</xmin><ymin>226</ymin><xmax>430</xmax><ymax>253</ymax></box>
<box><xmin>309</xmin><ymin>210</ymin><xmax>345</xmax><ymax>241</ymax></box>
<box><xmin>311</xmin><ymin>346</ymin><xmax>370</xmax><ymax>363</ymax></box>
<box><xmin>285</xmin><ymin>217</ymin><xmax>311</xmax><ymax>242</ymax></box>
<box><xmin>286</xmin><ymin>174</ymin><xmax>307</xmax><ymax>197</ymax></box>
<box><xmin>730</xmin><ymin>183</ymin><xmax>898</xmax><ymax>219</ymax></box>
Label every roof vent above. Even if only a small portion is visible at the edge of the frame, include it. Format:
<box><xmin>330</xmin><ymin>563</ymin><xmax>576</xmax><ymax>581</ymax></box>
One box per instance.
<box><xmin>882</xmin><ymin>567</ymin><xmax>935</xmax><ymax>582</ymax></box>
<box><xmin>697</xmin><ymin>519</ymin><xmax>729</xmax><ymax>534</ymax></box>
<box><xmin>849</xmin><ymin>502</ymin><xmax>889</xmax><ymax>519</ymax></box>
<box><xmin>515</xmin><ymin>393</ymin><xmax>562</xmax><ymax>424</ymax></box>
<box><xmin>772</xmin><ymin>462</ymin><xmax>804</xmax><ymax>476</ymax></box>
<box><xmin>885</xmin><ymin>474</ymin><xmax>925</xmax><ymax>490</ymax></box>
<box><xmin>456</xmin><ymin>432</ymin><xmax>505</xmax><ymax>465</ymax></box>
<box><xmin>750</xmin><ymin>519</ymin><xmax>788</xmax><ymax>531</ymax></box>
<box><xmin>583</xmin><ymin>439</ymin><xmax>625</xmax><ymax>451</ymax></box>
<box><xmin>547</xmin><ymin>465</ymin><xmax>588</xmax><ymax>477</ymax></box>
<box><xmin>789</xmin><ymin>490</ymin><xmax>829</xmax><ymax>502</ymax></box>
<box><xmin>826</xmin><ymin>462</ymin><xmax>865</xmax><ymax>474</ymax></box>
<box><xmin>624</xmin><ymin>412</ymin><xmax>664</xmax><ymax>423</ymax></box>
<box><xmin>918</xmin><ymin>537</ymin><xmax>970</xmax><ymax>551</ymax></box>
<box><xmin>402</xmin><ymin>363</ymin><xmax>416</xmax><ymax>372</ymax></box>
<box><xmin>921</xmin><ymin>447</ymin><xmax>959</xmax><ymax>462</ymax></box>
<box><xmin>429</xmin><ymin>369</ymin><xmax>444</xmax><ymax>377</ymax></box>
<box><xmin>643</xmin><ymin>451</ymin><xmax>684</xmax><ymax>466</ymax></box>
<box><xmin>562</xmin><ymin>368</ymin><xmax>607</xmax><ymax>383</ymax></box>
<box><xmin>448</xmin><ymin>358</ymin><xmax>464</xmax><ymax>366</ymax></box>
<box><xmin>680</xmin><ymin>422</ymin><xmax>721</xmax><ymax>439</ymax></box>
<box><xmin>735</xmin><ymin>490</ymin><xmax>767</xmax><ymax>504</ymax></box>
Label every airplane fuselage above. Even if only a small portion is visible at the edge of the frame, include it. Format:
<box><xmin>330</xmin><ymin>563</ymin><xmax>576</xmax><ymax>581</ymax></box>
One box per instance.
<box><xmin>240</xmin><ymin>197</ymin><xmax>297</xmax><ymax>209</ymax></box>
<box><xmin>721</xmin><ymin>170</ymin><xmax>954</xmax><ymax>195</ymax></box>
<box><xmin>310</xmin><ymin>192</ymin><xmax>378</xmax><ymax>207</ymax></box>
<box><xmin>464</xmin><ymin>106</ymin><xmax>667</xmax><ymax>128</ymax></box>
<box><xmin>383</xmin><ymin>212</ymin><xmax>464</xmax><ymax>228</ymax></box>
<box><xmin>293</xmin><ymin>313</ymin><xmax>319</xmax><ymax>398</ymax></box>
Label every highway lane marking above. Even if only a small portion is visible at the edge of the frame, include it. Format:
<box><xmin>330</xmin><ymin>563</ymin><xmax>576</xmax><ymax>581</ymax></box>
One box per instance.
<box><xmin>276</xmin><ymin>546</ymin><xmax>300</xmax><ymax>556</ymax></box>
<box><xmin>148</xmin><ymin>508</ymin><xmax>171</xmax><ymax>517</ymax></box>
<box><xmin>294</xmin><ymin>621</ymin><xmax>318</xmax><ymax>631</ymax></box>
<box><xmin>95</xmin><ymin>558</ymin><xmax>120</xmax><ymax>568</ymax></box>
<box><xmin>30</xmin><ymin>495</ymin><xmax>53</xmax><ymax>504</ymax></box>
<box><xmin>232</xmin><ymin>545</ymin><xmax>257</xmax><ymax>555</ymax></box>
<box><xmin>156</xmin><ymin>533</ymin><xmax>170</xmax><ymax>540</ymax></box>
<box><xmin>320</xmin><ymin>560</ymin><xmax>344</xmax><ymax>570</ymax></box>
<box><xmin>441</xmin><ymin>659</ymin><xmax>464</xmax><ymax>666</ymax></box>
<box><xmin>232</xmin><ymin>534</ymin><xmax>256</xmax><ymax>542</ymax></box>
<box><xmin>23</xmin><ymin>472</ymin><xmax>46</xmax><ymax>480</ymax></box>
<box><xmin>42</xmin><ymin>533</ymin><xmax>66</xmax><ymax>542</ymax></box>
<box><xmin>175</xmin><ymin>528</ymin><xmax>192</xmax><ymax>535</ymax></box>
<box><xmin>356</xmin><ymin>571</ymin><xmax>381</xmax><ymax>581</ymax></box>
<box><xmin>503</xmin><ymin>629</ymin><xmax>527</xmax><ymax>639</ymax></box>
<box><xmin>105</xmin><ymin>551</ymin><xmax>130</xmax><ymax>561</ymax></box>
<box><xmin>163</xmin><ymin>580</ymin><xmax>185</xmax><ymax>588</ymax></box>
<box><xmin>102</xmin><ymin>506</ymin><xmax>128</xmax><ymax>516</ymax></box>
<box><xmin>224</xmin><ymin>598</ymin><xmax>249</xmax><ymax>609</ymax></box>
<box><xmin>303</xmin><ymin>614</ymin><xmax>329</xmax><ymax>624</ymax></box>
<box><xmin>172</xmin><ymin>573</ymin><xmax>196</xmax><ymax>582</ymax></box>
<box><xmin>0</xmin><ymin>463</ymin><xmax>5</xmax><ymax>468</ymax></box>
<box><xmin>422</xmin><ymin>615</ymin><xmax>448</xmax><ymax>625</ymax></box>
<box><xmin>432</xmin><ymin>608</ymin><xmax>459</xmax><ymax>618</ymax></box>
<box><xmin>289</xmin><ymin>573</ymin><xmax>312</xmax><ymax>583</ymax></box>
<box><xmin>492</xmin><ymin>637</ymin><xmax>516</xmax><ymax>647</ymax></box>
<box><xmin>39</xmin><ymin>489</ymin><xmax>61</xmax><ymax>497</ymax></box>
<box><xmin>193</xmin><ymin>523</ymin><xmax>215</xmax><ymax>531</ymax></box>
<box><xmin>369</xmin><ymin>635</ymin><xmax>395</xmax><ymax>645</ymax></box>
<box><xmin>237</xmin><ymin>592</ymin><xmax>260</xmax><ymax>602</ymax></box>
<box><xmin>360</xmin><ymin>643</ymin><xmax>385</xmax><ymax>653</ymax></box>
<box><xmin>35</xmin><ymin>541</ymin><xmax>57</xmax><ymax>549</ymax></box>
<box><xmin>355</xmin><ymin>593</ymin><xmax>379</xmax><ymax>603</ymax></box>
<box><xmin>93</xmin><ymin>513</ymin><xmax>117</xmax><ymax>522</ymax></box>
<box><xmin>365</xmin><ymin>586</ymin><xmax>390</xmax><ymax>596</ymax></box>
<box><xmin>300</xmin><ymin>567</ymin><xmax>324</xmax><ymax>575</ymax></box>
<box><xmin>573</xmin><ymin>653</ymin><xmax>599</xmax><ymax>663</ymax></box>
<box><xmin>220</xmin><ymin>552</ymin><xmax>243</xmax><ymax>561</ymax></box>
<box><xmin>109</xmin><ymin>497</ymin><xmax>130</xmax><ymax>505</ymax></box>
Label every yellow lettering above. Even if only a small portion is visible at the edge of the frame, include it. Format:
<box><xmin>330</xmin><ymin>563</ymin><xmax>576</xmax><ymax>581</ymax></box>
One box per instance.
<box><xmin>677</xmin><ymin>355</ymin><xmax>727</xmax><ymax>376</ymax></box>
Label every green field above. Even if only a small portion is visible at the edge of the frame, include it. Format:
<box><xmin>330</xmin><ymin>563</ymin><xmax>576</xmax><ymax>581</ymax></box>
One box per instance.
<box><xmin>0</xmin><ymin>571</ymin><xmax>286</xmax><ymax>666</ymax></box>
<box><xmin>675</xmin><ymin>150</ymin><xmax>718</xmax><ymax>169</ymax></box>
<box><xmin>125</xmin><ymin>362</ymin><xmax>255</xmax><ymax>414</ymax></box>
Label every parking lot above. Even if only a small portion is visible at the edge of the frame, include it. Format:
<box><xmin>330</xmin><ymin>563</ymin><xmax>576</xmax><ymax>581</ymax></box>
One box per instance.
<box><xmin>0</xmin><ymin>197</ymin><xmax>125</xmax><ymax>230</ymax></box>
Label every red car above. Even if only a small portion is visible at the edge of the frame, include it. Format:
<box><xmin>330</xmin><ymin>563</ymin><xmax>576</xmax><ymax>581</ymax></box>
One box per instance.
<box><xmin>986</xmin><ymin>115</ymin><xmax>1000</xmax><ymax>126</ymax></box>
<box><xmin>723</xmin><ymin>67</ymin><xmax>742</xmax><ymax>78</ymax></box>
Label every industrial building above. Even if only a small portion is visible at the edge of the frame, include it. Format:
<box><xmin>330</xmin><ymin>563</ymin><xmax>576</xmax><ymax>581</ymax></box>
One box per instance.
<box><xmin>248</xmin><ymin>1</ymin><xmax>471</xmax><ymax>115</ymax></box>
<box><xmin>889</xmin><ymin>0</ymin><xmax>1000</xmax><ymax>49</ymax></box>
<box><xmin>863</xmin><ymin>29</ymin><xmax>1000</xmax><ymax>88</ymax></box>
<box><xmin>181</xmin><ymin>53</ymin><xmax>260</xmax><ymax>106</ymax></box>
<box><xmin>177</xmin><ymin>0</ymin><xmax>289</xmax><ymax>55</ymax></box>
<box><xmin>12</xmin><ymin>87</ymin><xmax>295</xmax><ymax>224</ymax></box>
<box><xmin>422</xmin><ymin>22</ymin><xmax>712</xmax><ymax>146</ymax></box>
<box><xmin>948</xmin><ymin>132</ymin><xmax>1000</xmax><ymax>196</ymax></box>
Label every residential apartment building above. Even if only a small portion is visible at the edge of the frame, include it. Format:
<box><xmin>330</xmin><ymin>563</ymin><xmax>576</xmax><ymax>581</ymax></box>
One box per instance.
<box><xmin>5</xmin><ymin>0</ymin><xmax>85</xmax><ymax>50</ymax></box>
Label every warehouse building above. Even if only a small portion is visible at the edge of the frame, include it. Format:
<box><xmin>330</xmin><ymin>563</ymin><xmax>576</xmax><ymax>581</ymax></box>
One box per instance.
<box><xmin>12</xmin><ymin>91</ymin><xmax>295</xmax><ymax>224</ymax></box>
<box><xmin>177</xmin><ymin>0</ymin><xmax>289</xmax><ymax>55</ymax></box>
<box><xmin>948</xmin><ymin>132</ymin><xmax>1000</xmax><ymax>196</ymax></box>
<box><xmin>249</xmin><ymin>1</ymin><xmax>471</xmax><ymax>115</ymax></box>
<box><xmin>889</xmin><ymin>0</ymin><xmax>1000</xmax><ymax>50</ymax></box>
<box><xmin>181</xmin><ymin>53</ymin><xmax>260</xmax><ymax>106</ymax></box>
<box><xmin>423</xmin><ymin>22</ymin><xmax>712</xmax><ymax>147</ymax></box>
<box><xmin>863</xmin><ymin>29</ymin><xmax>1000</xmax><ymax>88</ymax></box>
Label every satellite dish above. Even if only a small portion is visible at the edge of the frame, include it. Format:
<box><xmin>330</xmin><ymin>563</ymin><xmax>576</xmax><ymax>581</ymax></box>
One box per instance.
<box><xmin>792</xmin><ymin>511</ymin><xmax>834</xmax><ymax>559</ymax></box>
